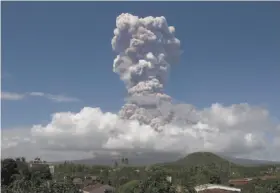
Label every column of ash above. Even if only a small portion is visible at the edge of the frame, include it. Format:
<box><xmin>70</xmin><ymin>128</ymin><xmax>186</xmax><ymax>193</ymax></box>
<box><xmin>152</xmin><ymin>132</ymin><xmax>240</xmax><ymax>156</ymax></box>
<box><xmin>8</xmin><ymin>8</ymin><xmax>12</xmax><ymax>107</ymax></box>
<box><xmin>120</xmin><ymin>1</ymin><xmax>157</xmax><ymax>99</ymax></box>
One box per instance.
<box><xmin>111</xmin><ymin>13</ymin><xmax>182</xmax><ymax>131</ymax></box>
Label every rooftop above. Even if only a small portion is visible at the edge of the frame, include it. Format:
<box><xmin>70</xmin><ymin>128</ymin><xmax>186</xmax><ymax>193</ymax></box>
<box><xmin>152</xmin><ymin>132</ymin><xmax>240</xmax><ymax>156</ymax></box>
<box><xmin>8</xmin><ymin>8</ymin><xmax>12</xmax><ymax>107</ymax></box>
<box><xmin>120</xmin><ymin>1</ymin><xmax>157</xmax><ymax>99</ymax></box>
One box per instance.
<box><xmin>195</xmin><ymin>184</ymin><xmax>241</xmax><ymax>192</ymax></box>
<box><xmin>83</xmin><ymin>184</ymin><xmax>115</xmax><ymax>193</ymax></box>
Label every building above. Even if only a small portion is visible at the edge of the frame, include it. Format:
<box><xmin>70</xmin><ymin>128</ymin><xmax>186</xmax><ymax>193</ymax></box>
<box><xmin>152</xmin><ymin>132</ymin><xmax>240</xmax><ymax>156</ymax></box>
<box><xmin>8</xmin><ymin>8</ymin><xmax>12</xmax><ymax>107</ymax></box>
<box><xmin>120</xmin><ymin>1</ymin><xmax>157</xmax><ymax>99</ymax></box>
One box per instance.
<box><xmin>49</xmin><ymin>165</ymin><xmax>55</xmax><ymax>175</ymax></box>
<box><xmin>166</xmin><ymin>176</ymin><xmax>172</xmax><ymax>183</ymax></box>
<box><xmin>195</xmin><ymin>184</ymin><xmax>241</xmax><ymax>193</ymax></box>
<box><xmin>72</xmin><ymin>177</ymin><xmax>84</xmax><ymax>189</ymax></box>
<box><xmin>29</xmin><ymin>161</ymin><xmax>55</xmax><ymax>175</ymax></box>
<box><xmin>228</xmin><ymin>178</ymin><xmax>252</xmax><ymax>186</ymax></box>
<box><xmin>82</xmin><ymin>184</ymin><xmax>115</xmax><ymax>193</ymax></box>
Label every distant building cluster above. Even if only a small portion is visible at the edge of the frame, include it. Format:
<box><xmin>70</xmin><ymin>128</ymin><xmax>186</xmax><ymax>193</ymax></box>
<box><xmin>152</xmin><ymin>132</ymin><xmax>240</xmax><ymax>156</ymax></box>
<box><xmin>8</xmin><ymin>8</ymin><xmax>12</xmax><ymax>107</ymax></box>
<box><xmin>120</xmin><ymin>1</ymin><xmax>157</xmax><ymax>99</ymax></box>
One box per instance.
<box><xmin>29</xmin><ymin>157</ymin><xmax>55</xmax><ymax>175</ymax></box>
<box><xmin>70</xmin><ymin>176</ymin><xmax>115</xmax><ymax>193</ymax></box>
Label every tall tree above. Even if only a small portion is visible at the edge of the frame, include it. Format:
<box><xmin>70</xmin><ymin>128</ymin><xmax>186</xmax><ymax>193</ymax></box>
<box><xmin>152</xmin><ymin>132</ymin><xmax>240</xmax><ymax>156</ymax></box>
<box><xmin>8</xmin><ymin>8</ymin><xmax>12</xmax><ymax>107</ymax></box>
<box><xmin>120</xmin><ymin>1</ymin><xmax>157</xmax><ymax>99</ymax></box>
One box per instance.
<box><xmin>1</xmin><ymin>158</ymin><xmax>19</xmax><ymax>186</ymax></box>
<box><xmin>21</xmin><ymin>157</ymin><xmax>26</xmax><ymax>163</ymax></box>
<box><xmin>125</xmin><ymin>158</ymin><xmax>129</xmax><ymax>165</ymax></box>
<box><xmin>114</xmin><ymin>160</ymin><xmax>119</xmax><ymax>168</ymax></box>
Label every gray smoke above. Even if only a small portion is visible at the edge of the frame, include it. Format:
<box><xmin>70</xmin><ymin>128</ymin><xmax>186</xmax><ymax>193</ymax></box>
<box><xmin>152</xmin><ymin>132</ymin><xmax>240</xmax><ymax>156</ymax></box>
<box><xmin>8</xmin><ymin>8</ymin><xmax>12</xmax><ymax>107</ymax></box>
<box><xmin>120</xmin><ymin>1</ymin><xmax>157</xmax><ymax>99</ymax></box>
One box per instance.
<box><xmin>111</xmin><ymin>13</ymin><xmax>192</xmax><ymax>130</ymax></box>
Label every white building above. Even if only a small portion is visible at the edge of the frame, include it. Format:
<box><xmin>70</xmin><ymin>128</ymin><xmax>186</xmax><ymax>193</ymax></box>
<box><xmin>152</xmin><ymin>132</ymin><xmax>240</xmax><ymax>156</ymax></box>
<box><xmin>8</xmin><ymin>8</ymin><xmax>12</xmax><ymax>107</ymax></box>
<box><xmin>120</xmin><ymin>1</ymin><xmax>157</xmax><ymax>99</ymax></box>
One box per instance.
<box><xmin>195</xmin><ymin>184</ymin><xmax>241</xmax><ymax>192</ymax></box>
<box><xmin>49</xmin><ymin>165</ymin><xmax>55</xmax><ymax>175</ymax></box>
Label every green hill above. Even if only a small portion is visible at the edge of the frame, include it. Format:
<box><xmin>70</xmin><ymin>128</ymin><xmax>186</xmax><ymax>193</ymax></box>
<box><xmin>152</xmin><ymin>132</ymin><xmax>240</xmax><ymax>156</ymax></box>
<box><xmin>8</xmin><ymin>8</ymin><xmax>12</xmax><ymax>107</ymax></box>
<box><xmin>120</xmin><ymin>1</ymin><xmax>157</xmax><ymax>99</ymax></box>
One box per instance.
<box><xmin>174</xmin><ymin>152</ymin><xmax>232</xmax><ymax>167</ymax></box>
<box><xmin>158</xmin><ymin>152</ymin><xmax>235</xmax><ymax>171</ymax></box>
<box><xmin>160</xmin><ymin>152</ymin><xmax>254</xmax><ymax>178</ymax></box>
<box><xmin>159</xmin><ymin>152</ymin><xmax>278</xmax><ymax>179</ymax></box>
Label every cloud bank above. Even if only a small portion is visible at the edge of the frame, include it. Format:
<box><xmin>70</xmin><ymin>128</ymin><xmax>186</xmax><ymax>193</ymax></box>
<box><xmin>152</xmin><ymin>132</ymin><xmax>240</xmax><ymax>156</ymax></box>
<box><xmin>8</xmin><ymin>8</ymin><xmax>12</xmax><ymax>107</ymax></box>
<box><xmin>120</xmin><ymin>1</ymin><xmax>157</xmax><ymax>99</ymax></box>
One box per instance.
<box><xmin>2</xmin><ymin>13</ymin><xmax>280</xmax><ymax>162</ymax></box>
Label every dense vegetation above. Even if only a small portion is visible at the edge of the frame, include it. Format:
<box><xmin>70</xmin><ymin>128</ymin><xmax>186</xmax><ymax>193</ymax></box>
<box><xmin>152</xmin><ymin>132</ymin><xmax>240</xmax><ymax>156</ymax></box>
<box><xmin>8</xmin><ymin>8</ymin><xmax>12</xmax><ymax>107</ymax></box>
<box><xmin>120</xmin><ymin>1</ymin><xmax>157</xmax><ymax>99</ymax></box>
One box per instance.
<box><xmin>1</xmin><ymin>157</ymin><xmax>80</xmax><ymax>193</ymax></box>
<box><xmin>2</xmin><ymin>152</ymin><xmax>280</xmax><ymax>193</ymax></box>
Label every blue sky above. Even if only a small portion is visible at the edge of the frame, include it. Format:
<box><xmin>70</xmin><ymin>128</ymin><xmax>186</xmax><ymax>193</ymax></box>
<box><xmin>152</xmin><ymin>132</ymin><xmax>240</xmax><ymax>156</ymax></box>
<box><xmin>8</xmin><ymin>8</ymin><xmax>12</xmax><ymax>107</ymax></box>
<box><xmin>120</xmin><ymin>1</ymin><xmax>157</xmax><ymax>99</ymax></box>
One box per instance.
<box><xmin>2</xmin><ymin>2</ymin><xmax>280</xmax><ymax>129</ymax></box>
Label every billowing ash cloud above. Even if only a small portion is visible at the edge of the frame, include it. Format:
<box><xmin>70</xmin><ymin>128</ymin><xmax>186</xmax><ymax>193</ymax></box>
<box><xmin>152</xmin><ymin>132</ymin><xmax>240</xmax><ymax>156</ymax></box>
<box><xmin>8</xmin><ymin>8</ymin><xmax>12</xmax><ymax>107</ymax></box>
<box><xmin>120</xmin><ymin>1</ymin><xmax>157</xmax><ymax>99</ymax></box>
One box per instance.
<box><xmin>112</xmin><ymin>13</ymin><xmax>186</xmax><ymax>130</ymax></box>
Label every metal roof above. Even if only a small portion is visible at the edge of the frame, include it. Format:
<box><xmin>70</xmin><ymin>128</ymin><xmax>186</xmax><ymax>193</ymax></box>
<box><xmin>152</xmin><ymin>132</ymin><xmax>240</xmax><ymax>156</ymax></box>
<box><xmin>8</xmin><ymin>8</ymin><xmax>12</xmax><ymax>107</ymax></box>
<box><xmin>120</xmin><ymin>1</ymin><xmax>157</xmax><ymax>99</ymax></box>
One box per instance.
<box><xmin>195</xmin><ymin>184</ymin><xmax>241</xmax><ymax>192</ymax></box>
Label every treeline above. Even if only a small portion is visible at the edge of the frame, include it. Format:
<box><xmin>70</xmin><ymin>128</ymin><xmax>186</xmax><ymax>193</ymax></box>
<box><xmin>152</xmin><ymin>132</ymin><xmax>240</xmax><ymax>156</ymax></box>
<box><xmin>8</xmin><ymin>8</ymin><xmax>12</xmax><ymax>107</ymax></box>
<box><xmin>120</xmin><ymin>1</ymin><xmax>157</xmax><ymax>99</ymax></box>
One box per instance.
<box><xmin>1</xmin><ymin>157</ymin><xmax>80</xmax><ymax>193</ymax></box>
<box><xmin>2</xmin><ymin>157</ymin><xmax>280</xmax><ymax>193</ymax></box>
<box><xmin>54</xmin><ymin>161</ymin><xmax>223</xmax><ymax>192</ymax></box>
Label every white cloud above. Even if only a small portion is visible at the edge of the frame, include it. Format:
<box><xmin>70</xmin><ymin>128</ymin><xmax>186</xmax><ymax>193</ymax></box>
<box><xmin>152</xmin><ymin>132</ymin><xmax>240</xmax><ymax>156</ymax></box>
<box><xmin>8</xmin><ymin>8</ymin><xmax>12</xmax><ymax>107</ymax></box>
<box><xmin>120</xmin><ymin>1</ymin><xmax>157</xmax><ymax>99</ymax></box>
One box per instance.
<box><xmin>1</xmin><ymin>91</ymin><xmax>80</xmax><ymax>102</ymax></box>
<box><xmin>1</xmin><ymin>103</ymin><xmax>280</xmax><ymax>162</ymax></box>
<box><xmin>29</xmin><ymin>92</ymin><xmax>80</xmax><ymax>102</ymax></box>
<box><xmin>1</xmin><ymin>92</ymin><xmax>25</xmax><ymax>100</ymax></box>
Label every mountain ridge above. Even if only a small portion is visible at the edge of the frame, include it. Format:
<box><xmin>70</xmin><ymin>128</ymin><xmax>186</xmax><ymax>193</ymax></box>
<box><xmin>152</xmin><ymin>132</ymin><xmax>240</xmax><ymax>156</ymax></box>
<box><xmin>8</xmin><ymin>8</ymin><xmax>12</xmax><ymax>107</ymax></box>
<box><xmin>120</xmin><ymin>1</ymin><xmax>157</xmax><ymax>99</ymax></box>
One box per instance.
<box><xmin>52</xmin><ymin>152</ymin><xmax>280</xmax><ymax>166</ymax></box>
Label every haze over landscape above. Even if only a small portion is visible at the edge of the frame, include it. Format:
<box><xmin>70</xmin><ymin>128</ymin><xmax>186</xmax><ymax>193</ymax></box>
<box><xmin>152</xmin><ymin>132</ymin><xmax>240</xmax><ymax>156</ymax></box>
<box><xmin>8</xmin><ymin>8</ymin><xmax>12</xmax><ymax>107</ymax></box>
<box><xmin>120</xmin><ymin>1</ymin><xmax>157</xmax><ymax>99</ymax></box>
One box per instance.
<box><xmin>2</xmin><ymin>2</ymin><xmax>280</xmax><ymax>164</ymax></box>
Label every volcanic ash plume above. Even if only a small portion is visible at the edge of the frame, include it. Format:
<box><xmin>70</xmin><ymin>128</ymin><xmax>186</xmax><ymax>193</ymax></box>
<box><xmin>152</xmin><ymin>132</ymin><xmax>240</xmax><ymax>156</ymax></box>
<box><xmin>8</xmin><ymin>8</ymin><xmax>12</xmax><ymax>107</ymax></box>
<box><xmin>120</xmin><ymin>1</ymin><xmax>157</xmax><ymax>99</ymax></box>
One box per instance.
<box><xmin>112</xmin><ymin>13</ymin><xmax>182</xmax><ymax>130</ymax></box>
